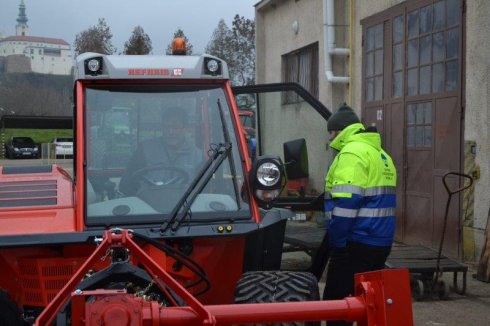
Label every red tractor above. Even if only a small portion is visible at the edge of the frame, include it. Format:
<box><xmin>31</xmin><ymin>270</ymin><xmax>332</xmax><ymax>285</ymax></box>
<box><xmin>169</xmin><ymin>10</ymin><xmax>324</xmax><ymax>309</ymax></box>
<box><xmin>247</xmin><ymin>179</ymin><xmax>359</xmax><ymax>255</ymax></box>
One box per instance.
<box><xmin>0</xmin><ymin>46</ymin><xmax>413</xmax><ymax>325</ymax></box>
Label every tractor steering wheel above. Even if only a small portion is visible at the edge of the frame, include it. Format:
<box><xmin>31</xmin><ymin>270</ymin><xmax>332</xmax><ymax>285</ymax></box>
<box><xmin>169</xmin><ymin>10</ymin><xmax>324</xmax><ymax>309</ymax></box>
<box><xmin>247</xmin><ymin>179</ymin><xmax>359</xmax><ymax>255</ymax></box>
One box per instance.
<box><xmin>129</xmin><ymin>163</ymin><xmax>190</xmax><ymax>188</ymax></box>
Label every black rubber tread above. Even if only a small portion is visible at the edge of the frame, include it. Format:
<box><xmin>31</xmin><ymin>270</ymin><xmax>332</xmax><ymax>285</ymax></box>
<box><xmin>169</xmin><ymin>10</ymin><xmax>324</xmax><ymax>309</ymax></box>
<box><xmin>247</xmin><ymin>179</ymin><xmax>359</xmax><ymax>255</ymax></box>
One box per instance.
<box><xmin>234</xmin><ymin>271</ymin><xmax>320</xmax><ymax>326</ymax></box>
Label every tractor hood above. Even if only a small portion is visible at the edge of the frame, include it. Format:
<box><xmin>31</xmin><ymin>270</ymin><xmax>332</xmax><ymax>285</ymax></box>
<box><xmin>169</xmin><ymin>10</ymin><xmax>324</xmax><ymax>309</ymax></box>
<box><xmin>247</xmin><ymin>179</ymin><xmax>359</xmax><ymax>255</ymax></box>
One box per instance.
<box><xmin>0</xmin><ymin>165</ymin><xmax>76</xmax><ymax>236</ymax></box>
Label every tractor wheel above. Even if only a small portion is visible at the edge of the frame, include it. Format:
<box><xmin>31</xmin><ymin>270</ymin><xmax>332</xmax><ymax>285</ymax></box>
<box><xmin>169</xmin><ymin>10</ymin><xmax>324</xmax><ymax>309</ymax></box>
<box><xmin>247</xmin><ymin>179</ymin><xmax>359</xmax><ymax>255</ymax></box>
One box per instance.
<box><xmin>0</xmin><ymin>291</ymin><xmax>23</xmax><ymax>326</ymax></box>
<box><xmin>234</xmin><ymin>271</ymin><xmax>320</xmax><ymax>326</ymax></box>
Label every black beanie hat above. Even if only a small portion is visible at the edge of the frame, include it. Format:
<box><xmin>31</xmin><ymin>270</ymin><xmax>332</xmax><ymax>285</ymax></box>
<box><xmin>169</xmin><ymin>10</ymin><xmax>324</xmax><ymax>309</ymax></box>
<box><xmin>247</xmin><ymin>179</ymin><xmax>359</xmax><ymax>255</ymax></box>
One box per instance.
<box><xmin>327</xmin><ymin>102</ymin><xmax>360</xmax><ymax>131</ymax></box>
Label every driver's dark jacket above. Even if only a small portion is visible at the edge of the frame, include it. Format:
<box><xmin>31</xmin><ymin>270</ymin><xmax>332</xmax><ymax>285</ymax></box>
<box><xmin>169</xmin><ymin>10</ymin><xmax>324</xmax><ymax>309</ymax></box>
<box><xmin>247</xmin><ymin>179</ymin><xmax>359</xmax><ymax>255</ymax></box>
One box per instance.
<box><xmin>119</xmin><ymin>137</ymin><xmax>202</xmax><ymax>196</ymax></box>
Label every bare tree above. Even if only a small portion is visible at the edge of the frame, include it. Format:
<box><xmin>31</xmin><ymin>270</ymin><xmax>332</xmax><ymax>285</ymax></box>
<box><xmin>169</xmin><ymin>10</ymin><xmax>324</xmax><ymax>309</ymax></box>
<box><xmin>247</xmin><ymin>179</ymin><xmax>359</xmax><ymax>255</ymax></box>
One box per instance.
<box><xmin>124</xmin><ymin>26</ymin><xmax>153</xmax><ymax>55</ymax></box>
<box><xmin>205</xmin><ymin>19</ymin><xmax>233</xmax><ymax>62</ymax></box>
<box><xmin>205</xmin><ymin>16</ymin><xmax>255</xmax><ymax>86</ymax></box>
<box><xmin>165</xmin><ymin>29</ymin><xmax>194</xmax><ymax>55</ymax></box>
<box><xmin>229</xmin><ymin>15</ymin><xmax>255</xmax><ymax>86</ymax></box>
<box><xmin>74</xmin><ymin>18</ymin><xmax>116</xmax><ymax>56</ymax></box>
<box><xmin>0</xmin><ymin>74</ymin><xmax>71</xmax><ymax>116</ymax></box>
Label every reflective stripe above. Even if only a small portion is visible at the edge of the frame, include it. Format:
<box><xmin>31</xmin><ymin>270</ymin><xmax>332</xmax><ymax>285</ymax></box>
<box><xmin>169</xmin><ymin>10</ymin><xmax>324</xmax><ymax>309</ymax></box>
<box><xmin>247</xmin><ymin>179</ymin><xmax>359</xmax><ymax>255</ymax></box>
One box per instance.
<box><xmin>331</xmin><ymin>185</ymin><xmax>364</xmax><ymax>195</ymax></box>
<box><xmin>331</xmin><ymin>185</ymin><xmax>396</xmax><ymax>196</ymax></box>
<box><xmin>358</xmin><ymin>207</ymin><xmax>396</xmax><ymax>217</ymax></box>
<box><xmin>325</xmin><ymin>192</ymin><xmax>332</xmax><ymax>199</ymax></box>
<box><xmin>332</xmin><ymin>207</ymin><xmax>358</xmax><ymax>218</ymax></box>
<box><xmin>364</xmin><ymin>186</ymin><xmax>396</xmax><ymax>196</ymax></box>
<box><xmin>332</xmin><ymin>207</ymin><xmax>396</xmax><ymax>218</ymax></box>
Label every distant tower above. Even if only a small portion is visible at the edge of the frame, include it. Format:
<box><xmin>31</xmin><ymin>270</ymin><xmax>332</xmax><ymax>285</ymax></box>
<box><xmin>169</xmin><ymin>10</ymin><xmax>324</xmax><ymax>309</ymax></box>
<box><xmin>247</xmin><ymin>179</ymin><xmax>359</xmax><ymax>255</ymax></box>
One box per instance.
<box><xmin>16</xmin><ymin>0</ymin><xmax>29</xmax><ymax>36</ymax></box>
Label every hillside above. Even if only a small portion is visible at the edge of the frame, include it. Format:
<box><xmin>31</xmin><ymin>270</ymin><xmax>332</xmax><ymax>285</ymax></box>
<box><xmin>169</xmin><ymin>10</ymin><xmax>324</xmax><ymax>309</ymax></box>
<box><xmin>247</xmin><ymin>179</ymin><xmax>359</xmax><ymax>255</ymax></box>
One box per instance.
<box><xmin>0</xmin><ymin>72</ymin><xmax>73</xmax><ymax>117</ymax></box>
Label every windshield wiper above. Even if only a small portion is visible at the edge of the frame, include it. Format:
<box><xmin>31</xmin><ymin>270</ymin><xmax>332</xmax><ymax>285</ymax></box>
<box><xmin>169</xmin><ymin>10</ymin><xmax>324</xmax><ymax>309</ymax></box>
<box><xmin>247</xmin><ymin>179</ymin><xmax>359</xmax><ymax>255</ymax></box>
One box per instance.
<box><xmin>157</xmin><ymin>99</ymin><xmax>239</xmax><ymax>234</ymax></box>
<box><xmin>217</xmin><ymin>99</ymin><xmax>241</xmax><ymax>209</ymax></box>
<box><xmin>157</xmin><ymin>142</ymin><xmax>231</xmax><ymax>234</ymax></box>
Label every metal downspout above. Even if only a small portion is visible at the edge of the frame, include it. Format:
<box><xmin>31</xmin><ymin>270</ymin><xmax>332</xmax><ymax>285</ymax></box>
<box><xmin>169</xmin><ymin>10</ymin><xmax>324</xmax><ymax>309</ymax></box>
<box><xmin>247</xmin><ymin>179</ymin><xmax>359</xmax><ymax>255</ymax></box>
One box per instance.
<box><xmin>323</xmin><ymin>0</ymin><xmax>350</xmax><ymax>84</ymax></box>
<box><xmin>348</xmin><ymin>0</ymin><xmax>355</xmax><ymax>105</ymax></box>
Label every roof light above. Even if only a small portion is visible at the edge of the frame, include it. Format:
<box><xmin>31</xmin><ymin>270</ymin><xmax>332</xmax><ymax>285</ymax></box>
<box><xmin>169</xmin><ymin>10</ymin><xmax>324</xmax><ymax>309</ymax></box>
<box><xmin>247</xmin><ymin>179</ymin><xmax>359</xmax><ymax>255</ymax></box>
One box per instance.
<box><xmin>206</xmin><ymin>59</ymin><xmax>219</xmax><ymax>73</ymax></box>
<box><xmin>87</xmin><ymin>59</ymin><xmax>100</xmax><ymax>72</ymax></box>
<box><xmin>204</xmin><ymin>57</ymin><xmax>222</xmax><ymax>76</ymax></box>
<box><xmin>84</xmin><ymin>57</ymin><xmax>103</xmax><ymax>76</ymax></box>
<box><xmin>172</xmin><ymin>37</ymin><xmax>187</xmax><ymax>55</ymax></box>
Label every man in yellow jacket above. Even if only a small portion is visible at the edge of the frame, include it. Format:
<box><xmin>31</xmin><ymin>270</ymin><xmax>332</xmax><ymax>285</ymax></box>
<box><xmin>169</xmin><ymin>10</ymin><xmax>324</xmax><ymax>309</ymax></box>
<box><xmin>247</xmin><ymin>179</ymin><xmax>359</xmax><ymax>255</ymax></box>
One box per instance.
<box><xmin>323</xmin><ymin>103</ymin><xmax>397</xmax><ymax>326</ymax></box>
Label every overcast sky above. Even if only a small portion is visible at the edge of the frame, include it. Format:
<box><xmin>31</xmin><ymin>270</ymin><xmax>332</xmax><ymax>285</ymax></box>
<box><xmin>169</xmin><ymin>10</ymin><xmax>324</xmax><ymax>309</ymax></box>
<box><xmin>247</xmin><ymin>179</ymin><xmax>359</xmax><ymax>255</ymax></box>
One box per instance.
<box><xmin>0</xmin><ymin>0</ymin><xmax>258</xmax><ymax>55</ymax></box>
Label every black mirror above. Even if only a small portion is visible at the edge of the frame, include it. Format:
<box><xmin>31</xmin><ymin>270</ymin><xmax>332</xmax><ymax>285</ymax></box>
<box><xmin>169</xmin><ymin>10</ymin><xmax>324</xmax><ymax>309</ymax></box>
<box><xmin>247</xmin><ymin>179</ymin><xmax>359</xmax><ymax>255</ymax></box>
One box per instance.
<box><xmin>283</xmin><ymin>138</ymin><xmax>309</xmax><ymax>180</ymax></box>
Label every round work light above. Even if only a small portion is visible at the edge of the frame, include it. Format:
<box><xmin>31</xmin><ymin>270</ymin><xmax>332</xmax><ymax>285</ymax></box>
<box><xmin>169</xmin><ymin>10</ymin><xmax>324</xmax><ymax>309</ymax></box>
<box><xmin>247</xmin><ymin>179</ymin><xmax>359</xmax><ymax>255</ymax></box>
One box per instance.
<box><xmin>256</xmin><ymin>162</ymin><xmax>281</xmax><ymax>187</ymax></box>
<box><xmin>206</xmin><ymin>59</ymin><xmax>219</xmax><ymax>73</ymax></box>
<box><xmin>87</xmin><ymin>59</ymin><xmax>100</xmax><ymax>72</ymax></box>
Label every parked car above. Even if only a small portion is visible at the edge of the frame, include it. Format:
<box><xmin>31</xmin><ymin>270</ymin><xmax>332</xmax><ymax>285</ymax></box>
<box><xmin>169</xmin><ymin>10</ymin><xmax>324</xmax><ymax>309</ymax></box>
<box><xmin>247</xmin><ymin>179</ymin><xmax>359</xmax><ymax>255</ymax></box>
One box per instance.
<box><xmin>5</xmin><ymin>136</ymin><xmax>39</xmax><ymax>159</ymax></box>
<box><xmin>51</xmin><ymin>137</ymin><xmax>73</xmax><ymax>158</ymax></box>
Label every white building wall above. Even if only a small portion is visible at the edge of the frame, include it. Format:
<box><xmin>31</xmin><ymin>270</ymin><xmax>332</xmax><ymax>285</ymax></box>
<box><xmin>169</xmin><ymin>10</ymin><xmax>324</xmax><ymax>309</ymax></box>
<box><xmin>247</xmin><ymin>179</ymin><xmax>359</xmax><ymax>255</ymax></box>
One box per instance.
<box><xmin>256</xmin><ymin>0</ymin><xmax>347</xmax><ymax>111</ymax></box>
<box><xmin>462</xmin><ymin>0</ymin><xmax>490</xmax><ymax>260</ymax></box>
<box><xmin>256</xmin><ymin>0</ymin><xmax>345</xmax><ymax>192</ymax></box>
<box><xmin>0</xmin><ymin>41</ymin><xmax>25</xmax><ymax>55</ymax></box>
<box><xmin>0</xmin><ymin>40</ymin><xmax>72</xmax><ymax>75</ymax></box>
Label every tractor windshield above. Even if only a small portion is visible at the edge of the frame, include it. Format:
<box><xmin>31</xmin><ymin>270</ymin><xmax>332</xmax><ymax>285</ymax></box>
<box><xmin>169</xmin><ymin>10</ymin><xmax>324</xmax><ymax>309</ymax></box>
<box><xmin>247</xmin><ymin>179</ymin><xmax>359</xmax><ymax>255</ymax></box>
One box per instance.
<box><xmin>84</xmin><ymin>85</ymin><xmax>250</xmax><ymax>226</ymax></box>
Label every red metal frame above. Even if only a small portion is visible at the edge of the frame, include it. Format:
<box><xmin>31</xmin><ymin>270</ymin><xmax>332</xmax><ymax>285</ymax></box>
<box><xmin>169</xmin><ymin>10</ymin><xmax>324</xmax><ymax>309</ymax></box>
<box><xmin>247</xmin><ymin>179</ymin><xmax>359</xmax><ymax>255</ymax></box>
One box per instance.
<box><xmin>35</xmin><ymin>229</ymin><xmax>414</xmax><ymax>326</ymax></box>
<box><xmin>224</xmin><ymin>81</ymin><xmax>261</xmax><ymax>222</ymax></box>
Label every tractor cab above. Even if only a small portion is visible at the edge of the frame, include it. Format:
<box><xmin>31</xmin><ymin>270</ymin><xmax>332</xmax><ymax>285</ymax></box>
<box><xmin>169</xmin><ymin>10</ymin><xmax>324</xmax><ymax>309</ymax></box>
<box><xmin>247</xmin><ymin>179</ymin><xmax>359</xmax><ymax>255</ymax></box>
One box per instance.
<box><xmin>74</xmin><ymin>52</ymin><xmax>290</xmax><ymax>232</ymax></box>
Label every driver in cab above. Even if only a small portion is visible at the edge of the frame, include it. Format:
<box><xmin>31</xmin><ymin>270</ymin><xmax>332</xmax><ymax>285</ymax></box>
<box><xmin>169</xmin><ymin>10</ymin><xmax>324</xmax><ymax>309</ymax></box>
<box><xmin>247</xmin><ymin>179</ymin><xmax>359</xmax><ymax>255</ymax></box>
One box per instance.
<box><xmin>119</xmin><ymin>107</ymin><xmax>202</xmax><ymax>196</ymax></box>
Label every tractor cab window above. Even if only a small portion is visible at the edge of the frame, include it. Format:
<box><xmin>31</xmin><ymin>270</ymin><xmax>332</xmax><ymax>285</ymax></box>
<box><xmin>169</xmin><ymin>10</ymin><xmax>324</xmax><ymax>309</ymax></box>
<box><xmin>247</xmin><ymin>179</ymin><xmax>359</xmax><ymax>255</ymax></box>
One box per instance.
<box><xmin>84</xmin><ymin>85</ymin><xmax>250</xmax><ymax>226</ymax></box>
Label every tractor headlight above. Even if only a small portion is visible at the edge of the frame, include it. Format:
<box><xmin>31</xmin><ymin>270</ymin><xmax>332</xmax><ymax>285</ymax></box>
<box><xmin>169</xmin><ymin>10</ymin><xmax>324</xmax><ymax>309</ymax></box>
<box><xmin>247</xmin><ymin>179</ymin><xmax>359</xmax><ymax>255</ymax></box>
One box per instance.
<box><xmin>207</xmin><ymin>59</ymin><xmax>219</xmax><ymax>72</ymax></box>
<box><xmin>250</xmin><ymin>156</ymin><xmax>286</xmax><ymax>209</ymax></box>
<box><xmin>204</xmin><ymin>57</ymin><xmax>221</xmax><ymax>76</ymax></box>
<box><xmin>257</xmin><ymin>162</ymin><xmax>281</xmax><ymax>187</ymax></box>
<box><xmin>84</xmin><ymin>57</ymin><xmax>103</xmax><ymax>76</ymax></box>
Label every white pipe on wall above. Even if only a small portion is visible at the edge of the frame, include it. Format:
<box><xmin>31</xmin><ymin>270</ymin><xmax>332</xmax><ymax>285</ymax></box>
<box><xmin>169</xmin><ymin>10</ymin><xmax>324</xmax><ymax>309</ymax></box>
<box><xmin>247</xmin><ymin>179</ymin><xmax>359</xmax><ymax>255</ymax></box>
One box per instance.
<box><xmin>323</xmin><ymin>0</ymin><xmax>350</xmax><ymax>83</ymax></box>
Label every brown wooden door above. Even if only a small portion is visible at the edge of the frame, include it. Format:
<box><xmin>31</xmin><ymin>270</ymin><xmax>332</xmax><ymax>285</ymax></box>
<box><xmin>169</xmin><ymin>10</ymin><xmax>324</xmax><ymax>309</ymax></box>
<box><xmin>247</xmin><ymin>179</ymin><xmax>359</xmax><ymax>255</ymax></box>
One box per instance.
<box><xmin>362</xmin><ymin>0</ymin><xmax>464</xmax><ymax>257</ymax></box>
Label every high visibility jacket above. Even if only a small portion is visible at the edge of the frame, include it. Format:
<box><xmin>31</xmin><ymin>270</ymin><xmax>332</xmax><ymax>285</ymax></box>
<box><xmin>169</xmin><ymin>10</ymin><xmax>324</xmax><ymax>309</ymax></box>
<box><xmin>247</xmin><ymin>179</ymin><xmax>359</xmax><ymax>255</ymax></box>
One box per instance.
<box><xmin>324</xmin><ymin>123</ymin><xmax>397</xmax><ymax>248</ymax></box>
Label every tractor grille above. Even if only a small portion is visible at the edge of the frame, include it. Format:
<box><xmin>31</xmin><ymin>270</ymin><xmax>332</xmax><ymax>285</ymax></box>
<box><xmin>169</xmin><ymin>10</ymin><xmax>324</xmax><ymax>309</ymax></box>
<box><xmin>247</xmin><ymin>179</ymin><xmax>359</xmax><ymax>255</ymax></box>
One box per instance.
<box><xmin>0</xmin><ymin>180</ymin><xmax>57</xmax><ymax>208</ymax></box>
<box><xmin>19</xmin><ymin>257</ymin><xmax>84</xmax><ymax>306</ymax></box>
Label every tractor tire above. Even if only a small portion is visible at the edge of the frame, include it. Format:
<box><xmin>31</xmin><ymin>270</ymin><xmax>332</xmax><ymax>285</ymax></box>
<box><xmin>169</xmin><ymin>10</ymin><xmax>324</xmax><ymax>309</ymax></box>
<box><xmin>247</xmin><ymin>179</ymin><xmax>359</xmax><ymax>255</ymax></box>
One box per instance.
<box><xmin>0</xmin><ymin>291</ymin><xmax>23</xmax><ymax>326</ymax></box>
<box><xmin>234</xmin><ymin>271</ymin><xmax>320</xmax><ymax>326</ymax></box>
